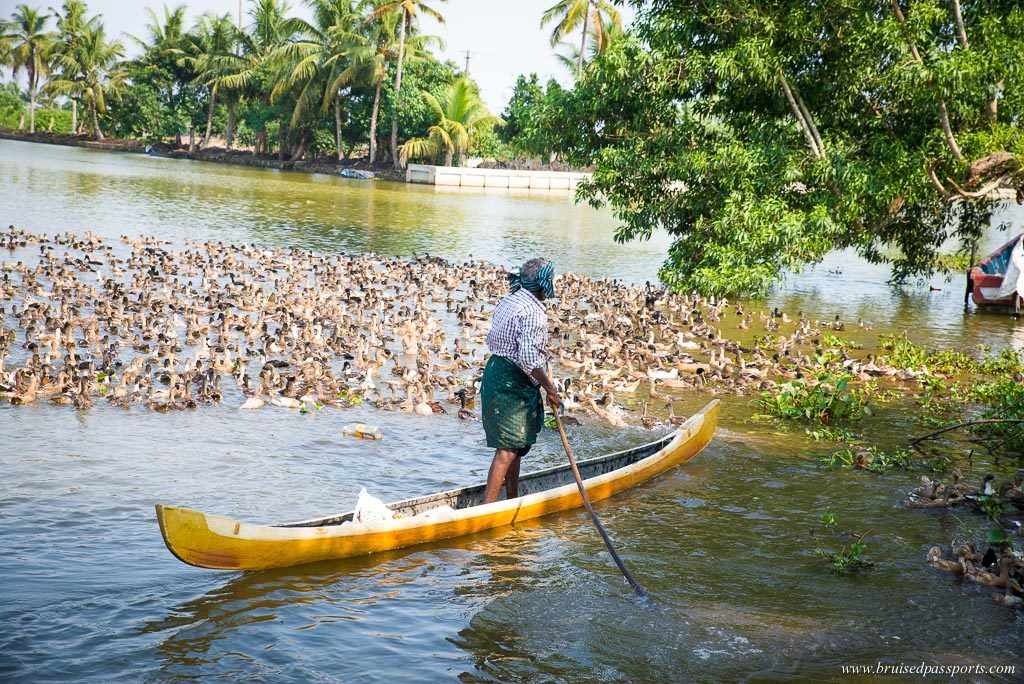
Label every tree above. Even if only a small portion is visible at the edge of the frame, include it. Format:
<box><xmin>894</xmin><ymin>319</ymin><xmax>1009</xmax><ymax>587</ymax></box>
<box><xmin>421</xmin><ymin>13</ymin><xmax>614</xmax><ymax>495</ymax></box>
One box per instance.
<box><xmin>368</xmin><ymin>0</ymin><xmax>446</xmax><ymax>168</ymax></box>
<box><xmin>130</xmin><ymin>4</ymin><xmax>208</xmax><ymax>145</ymax></box>
<box><xmin>49</xmin><ymin>0</ymin><xmax>96</xmax><ymax>134</ymax></box>
<box><xmin>48</xmin><ymin>21</ymin><xmax>124</xmax><ymax>139</ymax></box>
<box><xmin>540</xmin><ymin>0</ymin><xmax>619</xmax><ymax>79</ymax></box>
<box><xmin>270</xmin><ymin>0</ymin><xmax>365</xmax><ymax>159</ymax></box>
<box><xmin>500</xmin><ymin>73</ymin><xmax>565</xmax><ymax>160</ymax></box>
<box><xmin>545</xmin><ymin>1</ymin><xmax>1024</xmax><ymax>296</ymax></box>
<box><xmin>179</xmin><ymin>12</ymin><xmax>235</xmax><ymax>147</ymax></box>
<box><xmin>208</xmin><ymin>0</ymin><xmax>304</xmax><ymax>155</ymax></box>
<box><xmin>2</xmin><ymin>4</ymin><xmax>55</xmax><ymax>133</ymax></box>
<box><xmin>354</xmin><ymin>7</ymin><xmax>439</xmax><ymax>163</ymax></box>
<box><xmin>398</xmin><ymin>76</ymin><xmax>502</xmax><ymax>166</ymax></box>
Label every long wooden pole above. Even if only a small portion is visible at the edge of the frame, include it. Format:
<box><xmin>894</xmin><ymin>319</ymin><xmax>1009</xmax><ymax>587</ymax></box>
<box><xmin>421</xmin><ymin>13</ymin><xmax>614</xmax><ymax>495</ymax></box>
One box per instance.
<box><xmin>553</xmin><ymin>410</ymin><xmax>646</xmax><ymax>596</ymax></box>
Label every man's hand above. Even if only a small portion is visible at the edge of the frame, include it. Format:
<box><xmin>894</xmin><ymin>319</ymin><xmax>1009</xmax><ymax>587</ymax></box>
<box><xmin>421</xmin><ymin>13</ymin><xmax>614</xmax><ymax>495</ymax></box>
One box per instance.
<box><xmin>545</xmin><ymin>387</ymin><xmax>561</xmax><ymax>408</ymax></box>
<box><xmin>530</xmin><ymin>367</ymin><xmax>561</xmax><ymax>409</ymax></box>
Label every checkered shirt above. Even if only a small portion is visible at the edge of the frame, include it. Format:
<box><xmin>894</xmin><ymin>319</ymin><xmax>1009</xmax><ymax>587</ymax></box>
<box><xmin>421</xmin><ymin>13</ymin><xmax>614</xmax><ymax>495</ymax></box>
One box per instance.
<box><xmin>486</xmin><ymin>288</ymin><xmax>548</xmax><ymax>383</ymax></box>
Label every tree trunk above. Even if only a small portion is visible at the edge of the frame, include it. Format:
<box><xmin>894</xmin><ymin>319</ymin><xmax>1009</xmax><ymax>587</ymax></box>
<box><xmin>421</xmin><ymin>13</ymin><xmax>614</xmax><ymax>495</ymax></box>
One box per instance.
<box><xmin>334</xmin><ymin>95</ymin><xmax>343</xmax><ymax>160</ymax></box>
<box><xmin>92</xmin><ymin>104</ymin><xmax>104</xmax><ymax>141</ymax></box>
<box><xmin>577</xmin><ymin>0</ymin><xmax>591</xmax><ymax>78</ymax></box>
<box><xmin>202</xmin><ymin>89</ymin><xmax>217</xmax><ymax>147</ymax></box>
<box><xmin>369</xmin><ymin>77</ymin><xmax>382</xmax><ymax>163</ymax></box>
<box><xmin>290</xmin><ymin>127</ymin><xmax>309</xmax><ymax>162</ymax></box>
<box><xmin>226</xmin><ymin>101</ymin><xmax>236</xmax><ymax>150</ymax></box>
<box><xmin>390</xmin><ymin>8</ymin><xmax>408</xmax><ymax>169</ymax></box>
<box><xmin>188</xmin><ymin>125</ymin><xmax>196</xmax><ymax>154</ymax></box>
<box><xmin>444</xmin><ymin>148</ymin><xmax>453</xmax><ymax>166</ymax></box>
<box><xmin>71</xmin><ymin>100</ymin><xmax>77</xmax><ymax>136</ymax></box>
<box><xmin>29</xmin><ymin>78</ymin><xmax>37</xmax><ymax>134</ymax></box>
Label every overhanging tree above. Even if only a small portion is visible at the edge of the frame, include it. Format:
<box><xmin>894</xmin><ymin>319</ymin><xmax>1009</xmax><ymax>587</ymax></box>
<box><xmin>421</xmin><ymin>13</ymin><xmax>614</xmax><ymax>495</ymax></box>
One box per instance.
<box><xmin>547</xmin><ymin>0</ymin><xmax>1024</xmax><ymax>295</ymax></box>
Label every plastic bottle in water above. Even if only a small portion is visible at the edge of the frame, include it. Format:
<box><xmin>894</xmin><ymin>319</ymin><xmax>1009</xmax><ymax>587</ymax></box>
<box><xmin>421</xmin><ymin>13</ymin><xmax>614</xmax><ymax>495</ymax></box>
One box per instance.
<box><xmin>342</xmin><ymin>423</ymin><xmax>383</xmax><ymax>440</ymax></box>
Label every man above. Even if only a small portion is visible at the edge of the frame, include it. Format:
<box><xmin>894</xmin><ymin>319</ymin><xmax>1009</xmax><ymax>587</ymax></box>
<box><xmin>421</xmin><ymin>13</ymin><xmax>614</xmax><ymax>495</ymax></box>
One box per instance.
<box><xmin>480</xmin><ymin>257</ymin><xmax>561</xmax><ymax>504</ymax></box>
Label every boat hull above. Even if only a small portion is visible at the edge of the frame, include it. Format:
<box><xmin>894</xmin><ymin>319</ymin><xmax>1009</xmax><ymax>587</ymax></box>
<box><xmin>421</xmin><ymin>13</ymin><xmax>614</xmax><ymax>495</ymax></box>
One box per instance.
<box><xmin>156</xmin><ymin>400</ymin><xmax>719</xmax><ymax>570</ymax></box>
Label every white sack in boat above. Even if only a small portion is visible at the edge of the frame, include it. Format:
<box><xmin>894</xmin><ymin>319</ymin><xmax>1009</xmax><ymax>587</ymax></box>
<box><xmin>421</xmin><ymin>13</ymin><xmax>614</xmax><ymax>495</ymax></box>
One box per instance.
<box><xmin>994</xmin><ymin>237</ymin><xmax>1024</xmax><ymax>300</ymax></box>
<box><xmin>352</xmin><ymin>487</ymin><xmax>394</xmax><ymax>523</ymax></box>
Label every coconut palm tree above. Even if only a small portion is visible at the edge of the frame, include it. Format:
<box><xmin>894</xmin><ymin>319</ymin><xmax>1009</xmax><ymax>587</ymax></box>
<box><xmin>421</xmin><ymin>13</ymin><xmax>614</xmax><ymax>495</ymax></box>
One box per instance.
<box><xmin>48</xmin><ymin>0</ymin><xmax>98</xmax><ymax>134</ymax></box>
<box><xmin>48</xmin><ymin>22</ymin><xmax>125</xmax><ymax>139</ymax></box>
<box><xmin>353</xmin><ymin>8</ymin><xmax>439</xmax><ymax>163</ymax></box>
<box><xmin>206</xmin><ymin>0</ymin><xmax>304</xmax><ymax>155</ymax></box>
<box><xmin>541</xmin><ymin>0</ymin><xmax>619</xmax><ymax>78</ymax></box>
<box><xmin>2</xmin><ymin>4</ymin><xmax>56</xmax><ymax>133</ymax></box>
<box><xmin>179</xmin><ymin>12</ymin><xmax>235</xmax><ymax>147</ymax></box>
<box><xmin>367</xmin><ymin>0</ymin><xmax>445</xmax><ymax>168</ymax></box>
<box><xmin>269</xmin><ymin>0</ymin><xmax>365</xmax><ymax>159</ymax></box>
<box><xmin>398</xmin><ymin>76</ymin><xmax>502</xmax><ymax>167</ymax></box>
<box><xmin>553</xmin><ymin>12</ymin><xmax>621</xmax><ymax>76</ymax></box>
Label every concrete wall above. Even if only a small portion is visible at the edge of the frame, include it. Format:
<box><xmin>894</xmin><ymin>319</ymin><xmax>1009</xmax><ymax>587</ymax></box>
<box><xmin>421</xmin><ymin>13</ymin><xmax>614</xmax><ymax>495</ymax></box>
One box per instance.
<box><xmin>406</xmin><ymin>164</ymin><xmax>590</xmax><ymax>191</ymax></box>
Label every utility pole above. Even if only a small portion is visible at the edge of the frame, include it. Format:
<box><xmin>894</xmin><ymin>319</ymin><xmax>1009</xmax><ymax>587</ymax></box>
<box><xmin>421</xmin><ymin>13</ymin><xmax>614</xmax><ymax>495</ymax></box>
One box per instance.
<box><xmin>238</xmin><ymin>0</ymin><xmax>243</xmax><ymax>31</ymax></box>
<box><xmin>463</xmin><ymin>50</ymin><xmax>471</xmax><ymax>77</ymax></box>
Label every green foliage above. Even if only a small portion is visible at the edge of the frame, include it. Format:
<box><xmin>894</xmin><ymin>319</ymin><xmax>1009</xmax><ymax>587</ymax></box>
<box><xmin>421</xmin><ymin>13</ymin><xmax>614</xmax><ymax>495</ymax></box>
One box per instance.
<box><xmin>499</xmin><ymin>74</ymin><xmax>567</xmax><ymax>159</ymax></box>
<box><xmin>759</xmin><ymin>371</ymin><xmax>869</xmax><ymax>425</ymax></box>
<box><xmin>820</xmin><ymin>446</ymin><xmax>915</xmax><ymax>474</ymax></box>
<box><xmin>542</xmin><ymin>1</ymin><xmax>1024</xmax><ymax>295</ymax></box>
<box><xmin>103</xmin><ymin>64</ymin><xmax>190</xmax><ymax>140</ymax></box>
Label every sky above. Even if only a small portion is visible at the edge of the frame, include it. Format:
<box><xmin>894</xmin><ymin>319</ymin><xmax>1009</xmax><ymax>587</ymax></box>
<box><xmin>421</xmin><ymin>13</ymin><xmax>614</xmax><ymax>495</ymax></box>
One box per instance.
<box><xmin>1</xmin><ymin>0</ymin><xmax>635</xmax><ymax>112</ymax></box>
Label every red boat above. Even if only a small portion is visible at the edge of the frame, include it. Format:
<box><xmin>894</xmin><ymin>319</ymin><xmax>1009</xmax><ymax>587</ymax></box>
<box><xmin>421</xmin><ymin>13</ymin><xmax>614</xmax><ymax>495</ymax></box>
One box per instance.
<box><xmin>967</xmin><ymin>232</ymin><xmax>1024</xmax><ymax>312</ymax></box>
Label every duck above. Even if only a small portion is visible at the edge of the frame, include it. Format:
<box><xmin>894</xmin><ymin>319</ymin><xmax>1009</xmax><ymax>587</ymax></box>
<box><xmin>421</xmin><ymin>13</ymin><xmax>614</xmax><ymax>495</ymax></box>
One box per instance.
<box><xmin>967</xmin><ymin>553</ymin><xmax>1022</xmax><ymax>588</ymax></box>
<box><xmin>991</xmin><ymin>579</ymin><xmax>1023</xmax><ymax>607</ymax></box>
<box><xmin>926</xmin><ymin>546</ymin><xmax>967</xmax><ymax>575</ymax></box>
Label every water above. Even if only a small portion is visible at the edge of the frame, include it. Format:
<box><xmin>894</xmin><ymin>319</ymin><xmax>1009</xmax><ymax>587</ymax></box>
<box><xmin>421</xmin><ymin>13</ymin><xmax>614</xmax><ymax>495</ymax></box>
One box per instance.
<box><xmin>1</xmin><ymin>139</ymin><xmax>1022</xmax><ymax>682</ymax></box>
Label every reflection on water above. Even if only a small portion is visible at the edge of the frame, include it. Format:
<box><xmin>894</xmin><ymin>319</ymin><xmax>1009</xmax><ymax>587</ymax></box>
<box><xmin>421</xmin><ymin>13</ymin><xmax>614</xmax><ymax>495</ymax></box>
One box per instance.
<box><xmin>1</xmin><ymin>139</ymin><xmax>1022</xmax><ymax>681</ymax></box>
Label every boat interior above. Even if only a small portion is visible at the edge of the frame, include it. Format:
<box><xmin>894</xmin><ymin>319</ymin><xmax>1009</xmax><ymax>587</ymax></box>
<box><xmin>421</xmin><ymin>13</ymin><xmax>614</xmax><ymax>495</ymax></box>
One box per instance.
<box><xmin>277</xmin><ymin>430</ymin><xmax>676</xmax><ymax>528</ymax></box>
<box><xmin>978</xmin><ymin>234</ymin><xmax>1021</xmax><ymax>276</ymax></box>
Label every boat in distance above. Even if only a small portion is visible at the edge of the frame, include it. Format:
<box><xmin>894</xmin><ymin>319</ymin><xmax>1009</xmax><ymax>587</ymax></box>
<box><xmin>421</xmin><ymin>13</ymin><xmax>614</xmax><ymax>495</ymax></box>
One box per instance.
<box><xmin>156</xmin><ymin>400</ymin><xmax>720</xmax><ymax>571</ymax></box>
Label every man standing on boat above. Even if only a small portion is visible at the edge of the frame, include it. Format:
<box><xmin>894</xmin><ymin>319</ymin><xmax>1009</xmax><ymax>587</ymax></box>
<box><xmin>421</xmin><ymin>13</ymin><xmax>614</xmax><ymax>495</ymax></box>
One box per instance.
<box><xmin>480</xmin><ymin>257</ymin><xmax>561</xmax><ymax>504</ymax></box>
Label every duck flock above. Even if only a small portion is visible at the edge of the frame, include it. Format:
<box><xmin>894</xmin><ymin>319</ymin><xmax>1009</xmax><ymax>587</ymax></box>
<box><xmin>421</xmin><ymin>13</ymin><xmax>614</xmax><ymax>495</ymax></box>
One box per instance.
<box><xmin>910</xmin><ymin>470</ymin><xmax>1024</xmax><ymax>607</ymax></box>
<box><xmin>0</xmin><ymin>225</ymin><xmax>906</xmax><ymax>423</ymax></box>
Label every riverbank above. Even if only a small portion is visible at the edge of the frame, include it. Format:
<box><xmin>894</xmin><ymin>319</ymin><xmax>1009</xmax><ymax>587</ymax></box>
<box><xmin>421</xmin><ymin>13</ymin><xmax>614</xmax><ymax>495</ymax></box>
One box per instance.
<box><xmin>0</xmin><ymin>128</ymin><xmax>406</xmax><ymax>182</ymax></box>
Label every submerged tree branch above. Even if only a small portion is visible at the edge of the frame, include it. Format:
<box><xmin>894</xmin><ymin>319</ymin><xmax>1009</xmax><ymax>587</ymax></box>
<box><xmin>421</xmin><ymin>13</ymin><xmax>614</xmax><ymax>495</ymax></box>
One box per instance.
<box><xmin>909</xmin><ymin>418</ymin><xmax>1024</xmax><ymax>446</ymax></box>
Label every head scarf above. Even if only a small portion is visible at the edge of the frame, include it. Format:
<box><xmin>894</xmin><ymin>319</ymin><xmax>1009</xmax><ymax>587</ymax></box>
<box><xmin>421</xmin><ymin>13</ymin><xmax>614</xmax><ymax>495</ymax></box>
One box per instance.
<box><xmin>509</xmin><ymin>260</ymin><xmax>555</xmax><ymax>299</ymax></box>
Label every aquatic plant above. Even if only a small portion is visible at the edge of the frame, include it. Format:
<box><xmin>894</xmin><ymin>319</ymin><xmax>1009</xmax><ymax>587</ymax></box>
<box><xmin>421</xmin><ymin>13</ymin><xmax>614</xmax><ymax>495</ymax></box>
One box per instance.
<box><xmin>819</xmin><ymin>446</ymin><xmax>914</xmax><ymax>474</ymax></box>
<box><xmin>759</xmin><ymin>371</ymin><xmax>868</xmax><ymax>425</ymax></box>
<box><xmin>809</xmin><ymin>510</ymin><xmax>872</xmax><ymax>575</ymax></box>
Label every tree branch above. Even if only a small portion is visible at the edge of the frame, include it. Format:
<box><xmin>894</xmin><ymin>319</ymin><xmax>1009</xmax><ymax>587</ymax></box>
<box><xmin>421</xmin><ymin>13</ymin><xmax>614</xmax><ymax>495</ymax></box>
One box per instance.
<box><xmin>910</xmin><ymin>418</ymin><xmax>1024</xmax><ymax>446</ymax></box>
<box><xmin>951</xmin><ymin>0</ymin><xmax>970</xmax><ymax>49</ymax></box>
<box><xmin>926</xmin><ymin>163</ymin><xmax>951</xmax><ymax>198</ymax></box>
<box><xmin>793</xmin><ymin>87</ymin><xmax>825</xmax><ymax>158</ymax></box>
<box><xmin>945</xmin><ymin>174</ymin><xmax>1008</xmax><ymax>199</ymax></box>
<box><xmin>778</xmin><ymin>69</ymin><xmax>823</xmax><ymax>160</ymax></box>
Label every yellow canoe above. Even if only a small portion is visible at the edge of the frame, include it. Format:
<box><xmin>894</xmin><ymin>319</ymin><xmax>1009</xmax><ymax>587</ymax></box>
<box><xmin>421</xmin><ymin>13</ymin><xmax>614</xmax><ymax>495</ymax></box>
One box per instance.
<box><xmin>156</xmin><ymin>399</ymin><xmax>719</xmax><ymax>571</ymax></box>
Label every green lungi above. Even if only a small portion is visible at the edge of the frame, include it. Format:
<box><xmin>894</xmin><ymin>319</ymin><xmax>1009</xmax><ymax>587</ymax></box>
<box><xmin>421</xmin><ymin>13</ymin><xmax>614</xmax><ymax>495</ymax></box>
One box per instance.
<box><xmin>480</xmin><ymin>355</ymin><xmax>543</xmax><ymax>450</ymax></box>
